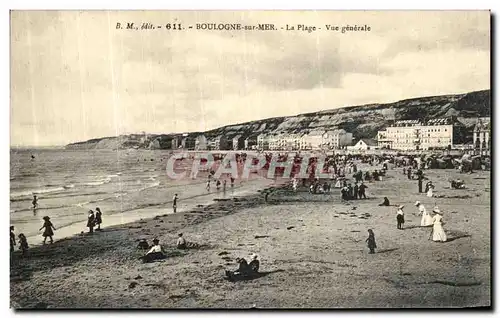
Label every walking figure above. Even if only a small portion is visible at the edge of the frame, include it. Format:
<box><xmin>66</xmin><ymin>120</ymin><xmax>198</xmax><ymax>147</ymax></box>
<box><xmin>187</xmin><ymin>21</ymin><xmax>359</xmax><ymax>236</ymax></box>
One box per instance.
<box><xmin>40</xmin><ymin>216</ymin><xmax>56</xmax><ymax>244</ymax></box>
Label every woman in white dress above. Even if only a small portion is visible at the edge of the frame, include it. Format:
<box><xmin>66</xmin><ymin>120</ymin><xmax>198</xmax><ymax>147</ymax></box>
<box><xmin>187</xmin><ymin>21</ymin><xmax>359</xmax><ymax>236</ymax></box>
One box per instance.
<box><xmin>431</xmin><ymin>207</ymin><xmax>447</xmax><ymax>242</ymax></box>
<box><xmin>415</xmin><ymin>201</ymin><xmax>433</xmax><ymax>226</ymax></box>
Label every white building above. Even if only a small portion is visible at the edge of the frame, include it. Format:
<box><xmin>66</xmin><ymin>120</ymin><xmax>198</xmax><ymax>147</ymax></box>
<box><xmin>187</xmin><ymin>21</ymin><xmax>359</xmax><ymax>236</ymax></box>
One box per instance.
<box><xmin>302</xmin><ymin>131</ymin><xmax>324</xmax><ymax>150</ymax></box>
<box><xmin>473</xmin><ymin>117</ymin><xmax>490</xmax><ymax>154</ymax></box>
<box><xmin>322</xmin><ymin>129</ymin><xmax>353</xmax><ymax>149</ymax></box>
<box><xmin>348</xmin><ymin>139</ymin><xmax>378</xmax><ymax>151</ymax></box>
<box><xmin>377</xmin><ymin>119</ymin><xmax>454</xmax><ymax>150</ymax></box>
<box><xmin>257</xmin><ymin>133</ymin><xmax>269</xmax><ymax>150</ymax></box>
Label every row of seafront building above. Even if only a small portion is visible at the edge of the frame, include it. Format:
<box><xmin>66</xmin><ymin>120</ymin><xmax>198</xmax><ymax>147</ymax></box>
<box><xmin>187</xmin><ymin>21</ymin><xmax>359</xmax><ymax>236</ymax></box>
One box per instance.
<box><xmin>168</xmin><ymin>129</ymin><xmax>354</xmax><ymax>151</ymax></box>
<box><xmin>163</xmin><ymin>116</ymin><xmax>490</xmax><ymax>154</ymax></box>
<box><xmin>376</xmin><ymin>117</ymin><xmax>491</xmax><ymax>154</ymax></box>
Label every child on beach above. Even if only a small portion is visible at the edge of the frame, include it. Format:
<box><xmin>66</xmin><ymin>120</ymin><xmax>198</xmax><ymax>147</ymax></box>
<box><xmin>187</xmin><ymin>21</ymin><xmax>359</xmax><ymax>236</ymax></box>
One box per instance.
<box><xmin>18</xmin><ymin>233</ymin><xmax>28</xmax><ymax>256</ymax></box>
<box><xmin>206</xmin><ymin>180</ymin><xmax>211</xmax><ymax>192</ymax></box>
<box><xmin>396</xmin><ymin>205</ymin><xmax>405</xmax><ymax>230</ymax></box>
<box><xmin>32</xmin><ymin>195</ymin><xmax>38</xmax><ymax>210</ymax></box>
<box><xmin>87</xmin><ymin>210</ymin><xmax>95</xmax><ymax>233</ymax></box>
<box><xmin>95</xmin><ymin>207</ymin><xmax>103</xmax><ymax>231</ymax></box>
<box><xmin>366</xmin><ymin>229</ymin><xmax>377</xmax><ymax>254</ymax></box>
<box><xmin>40</xmin><ymin>216</ymin><xmax>56</xmax><ymax>244</ymax></box>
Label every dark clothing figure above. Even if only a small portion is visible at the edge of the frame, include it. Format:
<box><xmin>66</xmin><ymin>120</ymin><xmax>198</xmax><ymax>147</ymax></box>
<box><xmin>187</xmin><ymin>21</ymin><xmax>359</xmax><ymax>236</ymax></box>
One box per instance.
<box><xmin>18</xmin><ymin>234</ymin><xmax>28</xmax><ymax>256</ymax></box>
<box><xmin>32</xmin><ymin>195</ymin><xmax>38</xmax><ymax>210</ymax></box>
<box><xmin>364</xmin><ymin>172</ymin><xmax>371</xmax><ymax>181</ymax></box>
<box><xmin>216</xmin><ymin>180</ymin><xmax>221</xmax><ymax>190</ymax></box>
<box><xmin>40</xmin><ymin>217</ymin><xmax>55</xmax><ymax>244</ymax></box>
<box><xmin>366</xmin><ymin>230</ymin><xmax>377</xmax><ymax>254</ymax></box>
<box><xmin>223</xmin><ymin>180</ymin><xmax>227</xmax><ymax>192</ymax></box>
<box><xmin>358</xmin><ymin>184</ymin><xmax>367</xmax><ymax>199</ymax></box>
<box><xmin>379</xmin><ymin>197</ymin><xmax>390</xmax><ymax>206</ymax></box>
<box><xmin>139</xmin><ymin>240</ymin><xmax>166</xmax><ymax>263</ymax></box>
<box><xmin>95</xmin><ymin>208</ymin><xmax>103</xmax><ymax>230</ymax></box>
<box><xmin>87</xmin><ymin>211</ymin><xmax>95</xmax><ymax>233</ymax></box>
<box><xmin>173</xmin><ymin>195</ymin><xmax>178</xmax><ymax>213</ymax></box>
<box><xmin>347</xmin><ymin>185</ymin><xmax>354</xmax><ymax>200</ymax></box>
<box><xmin>341</xmin><ymin>187</ymin><xmax>349</xmax><ymax>200</ymax></box>
<box><xmin>10</xmin><ymin>227</ymin><xmax>15</xmax><ymax>253</ymax></box>
<box><xmin>352</xmin><ymin>184</ymin><xmax>358</xmax><ymax>199</ymax></box>
<box><xmin>407</xmin><ymin>168</ymin><xmax>412</xmax><ymax>180</ymax></box>
<box><xmin>230</xmin><ymin>177</ymin><xmax>235</xmax><ymax>187</ymax></box>
<box><xmin>417</xmin><ymin>170</ymin><xmax>424</xmax><ymax>193</ymax></box>
<box><xmin>140</xmin><ymin>252</ymin><xmax>166</xmax><ymax>263</ymax></box>
<box><xmin>397</xmin><ymin>213</ymin><xmax>405</xmax><ymax>229</ymax></box>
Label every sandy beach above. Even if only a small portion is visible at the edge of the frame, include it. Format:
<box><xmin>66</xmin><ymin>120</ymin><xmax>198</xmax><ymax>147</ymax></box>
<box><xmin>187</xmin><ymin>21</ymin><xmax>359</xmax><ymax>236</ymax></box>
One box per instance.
<box><xmin>10</xmin><ymin>164</ymin><xmax>490</xmax><ymax>309</ymax></box>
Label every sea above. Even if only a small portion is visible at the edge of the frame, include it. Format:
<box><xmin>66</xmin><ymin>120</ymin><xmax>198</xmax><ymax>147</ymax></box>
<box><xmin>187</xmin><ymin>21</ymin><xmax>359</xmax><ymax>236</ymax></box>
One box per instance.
<box><xmin>10</xmin><ymin>148</ymin><xmax>274</xmax><ymax>244</ymax></box>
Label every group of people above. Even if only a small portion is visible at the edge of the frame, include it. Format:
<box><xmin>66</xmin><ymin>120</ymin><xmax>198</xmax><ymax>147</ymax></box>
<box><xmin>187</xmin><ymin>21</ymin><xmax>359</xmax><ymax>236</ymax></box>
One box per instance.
<box><xmin>340</xmin><ymin>182</ymin><xmax>368</xmax><ymax>200</ymax></box>
<box><xmin>137</xmin><ymin>233</ymin><xmax>202</xmax><ymax>263</ymax></box>
<box><xmin>393</xmin><ymin>201</ymin><xmax>447</xmax><ymax>241</ymax></box>
<box><xmin>10</xmin><ymin>226</ymin><xmax>29</xmax><ymax>256</ymax></box>
<box><xmin>86</xmin><ymin>208</ymin><xmax>103</xmax><ymax>233</ymax></box>
<box><xmin>206</xmin><ymin>172</ymin><xmax>235</xmax><ymax>192</ymax></box>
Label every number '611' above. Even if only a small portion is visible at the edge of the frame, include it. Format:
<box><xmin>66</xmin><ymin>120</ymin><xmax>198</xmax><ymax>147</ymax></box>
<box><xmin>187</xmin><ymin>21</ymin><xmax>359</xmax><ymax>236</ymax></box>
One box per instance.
<box><xmin>166</xmin><ymin>24</ymin><xmax>182</xmax><ymax>30</ymax></box>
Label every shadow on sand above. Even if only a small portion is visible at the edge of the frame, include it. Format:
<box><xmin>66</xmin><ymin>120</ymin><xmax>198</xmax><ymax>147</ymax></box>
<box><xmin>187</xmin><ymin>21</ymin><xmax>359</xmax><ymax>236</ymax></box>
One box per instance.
<box><xmin>225</xmin><ymin>269</ymin><xmax>285</xmax><ymax>282</ymax></box>
<box><xmin>377</xmin><ymin>248</ymin><xmax>399</xmax><ymax>254</ymax></box>
<box><xmin>445</xmin><ymin>233</ymin><xmax>471</xmax><ymax>243</ymax></box>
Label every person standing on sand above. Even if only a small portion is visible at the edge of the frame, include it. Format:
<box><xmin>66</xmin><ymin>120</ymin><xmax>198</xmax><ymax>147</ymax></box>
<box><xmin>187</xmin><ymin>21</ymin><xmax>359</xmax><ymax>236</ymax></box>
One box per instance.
<box><xmin>32</xmin><ymin>195</ymin><xmax>38</xmax><ymax>210</ymax></box>
<box><xmin>430</xmin><ymin>207</ymin><xmax>447</xmax><ymax>242</ymax></box>
<box><xmin>366</xmin><ymin>229</ymin><xmax>377</xmax><ymax>254</ymax></box>
<box><xmin>206</xmin><ymin>179</ymin><xmax>211</xmax><ymax>192</ymax></box>
<box><xmin>40</xmin><ymin>216</ymin><xmax>56</xmax><ymax>244</ymax></box>
<box><xmin>396</xmin><ymin>205</ymin><xmax>405</xmax><ymax>230</ymax></box>
<box><xmin>87</xmin><ymin>210</ymin><xmax>95</xmax><ymax>233</ymax></box>
<box><xmin>95</xmin><ymin>207</ymin><xmax>103</xmax><ymax>231</ymax></box>
<box><xmin>10</xmin><ymin>226</ymin><xmax>16</xmax><ymax>253</ymax></box>
<box><xmin>173</xmin><ymin>194</ymin><xmax>178</xmax><ymax>213</ymax></box>
<box><xmin>415</xmin><ymin>201</ymin><xmax>432</xmax><ymax>227</ymax></box>
<box><xmin>18</xmin><ymin>233</ymin><xmax>28</xmax><ymax>256</ymax></box>
<box><xmin>230</xmin><ymin>177</ymin><xmax>235</xmax><ymax>188</ymax></box>
<box><xmin>223</xmin><ymin>180</ymin><xmax>227</xmax><ymax>193</ymax></box>
<box><xmin>216</xmin><ymin>180</ymin><xmax>221</xmax><ymax>191</ymax></box>
<box><xmin>358</xmin><ymin>182</ymin><xmax>368</xmax><ymax>199</ymax></box>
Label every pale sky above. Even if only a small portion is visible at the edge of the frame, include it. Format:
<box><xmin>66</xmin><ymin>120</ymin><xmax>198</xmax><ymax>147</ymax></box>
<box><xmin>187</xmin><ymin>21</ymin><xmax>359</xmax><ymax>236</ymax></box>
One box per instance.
<box><xmin>10</xmin><ymin>10</ymin><xmax>490</xmax><ymax>146</ymax></box>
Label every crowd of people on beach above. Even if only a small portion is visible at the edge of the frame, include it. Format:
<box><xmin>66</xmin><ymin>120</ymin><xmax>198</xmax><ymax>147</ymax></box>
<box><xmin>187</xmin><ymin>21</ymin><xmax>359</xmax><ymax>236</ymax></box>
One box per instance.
<box><xmin>11</xmin><ymin>150</ymin><xmax>481</xmax><ymax>280</ymax></box>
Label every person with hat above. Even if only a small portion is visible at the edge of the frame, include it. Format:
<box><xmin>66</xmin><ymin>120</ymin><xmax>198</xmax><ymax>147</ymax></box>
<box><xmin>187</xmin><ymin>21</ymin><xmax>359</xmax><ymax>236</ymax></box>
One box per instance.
<box><xmin>139</xmin><ymin>238</ymin><xmax>166</xmax><ymax>263</ymax></box>
<box><xmin>415</xmin><ymin>201</ymin><xmax>432</xmax><ymax>227</ymax></box>
<box><xmin>39</xmin><ymin>216</ymin><xmax>56</xmax><ymax>244</ymax></box>
<box><xmin>249</xmin><ymin>253</ymin><xmax>260</xmax><ymax>273</ymax></box>
<box><xmin>425</xmin><ymin>181</ymin><xmax>435</xmax><ymax>197</ymax></box>
<box><xmin>430</xmin><ymin>207</ymin><xmax>447</xmax><ymax>242</ymax></box>
<box><xmin>396</xmin><ymin>205</ymin><xmax>405</xmax><ymax>230</ymax></box>
<box><xmin>95</xmin><ymin>207</ymin><xmax>103</xmax><ymax>231</ymax></box>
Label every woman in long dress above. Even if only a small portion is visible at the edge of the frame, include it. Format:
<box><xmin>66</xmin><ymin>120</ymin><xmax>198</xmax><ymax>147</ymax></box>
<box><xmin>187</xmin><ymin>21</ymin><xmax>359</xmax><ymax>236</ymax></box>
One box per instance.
<box><xmin>415</xmin><ymin>201</ymin><xmax>433</xmax><ymax>226</ymax></box>
<box><xmin>431</xmin><ymin>207</ymin><xmax>447</xmax><ymax>242</ymax></box>
<box><xmin>426</xmin><ymin>181</ymin><xmax>435</xmax><ymax>197</ymax></box>
<box><xmin>39</xmin><ymin>216</ymin><xmax>56</xmax><ymax>244</ymax></box>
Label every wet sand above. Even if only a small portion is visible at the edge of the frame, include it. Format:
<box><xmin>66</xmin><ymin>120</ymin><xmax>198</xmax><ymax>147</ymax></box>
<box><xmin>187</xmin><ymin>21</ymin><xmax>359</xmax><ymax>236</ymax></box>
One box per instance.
<box><xmin>10</xmin><ymin>165</ymin><xmax>490</xmax><ymax>308</ymax></box>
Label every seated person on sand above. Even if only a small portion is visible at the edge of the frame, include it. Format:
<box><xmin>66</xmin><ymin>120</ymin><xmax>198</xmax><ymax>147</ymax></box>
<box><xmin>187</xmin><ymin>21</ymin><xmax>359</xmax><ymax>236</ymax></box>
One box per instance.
<box><xmin>176</xmin><ymin>233</ymin><xmax>187</xmax><ymax>249</ymax></box>
<box><xmin>139</xmin><ymin>238</ymin><xmax>166</xmax><ymax>263</ymax></box>
<box><xmin>226</xmin><ymin>254</ymin><xmax>260</xmax><ymax>279</ymax></box>
<box><xmin>378</xmin><ymin>197</ymin><xmax>390</xmax><ymax>206</ymax></box>
<box><xmin>451</xmin><ymin>179</ymin><xmax>465</xmax><ymax>189</ymax></box>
